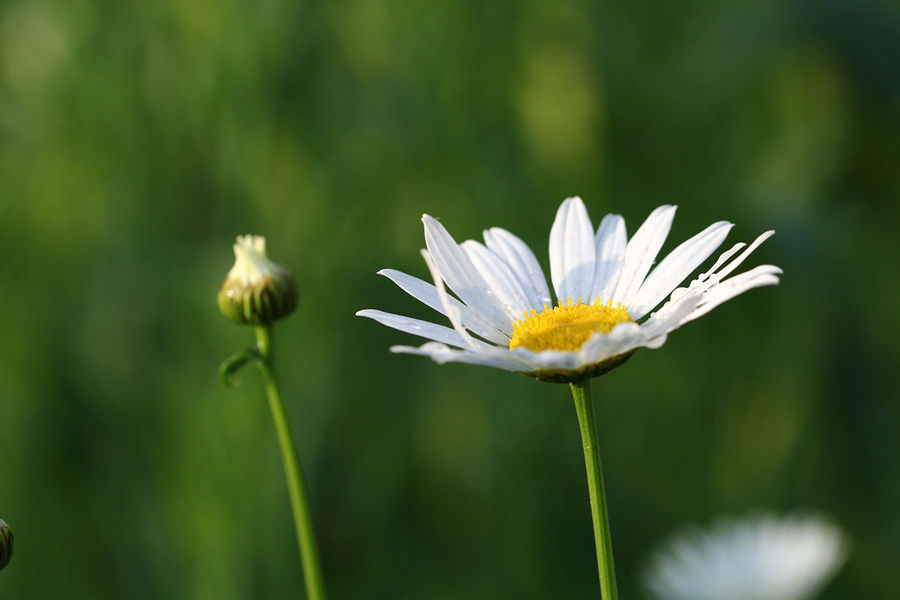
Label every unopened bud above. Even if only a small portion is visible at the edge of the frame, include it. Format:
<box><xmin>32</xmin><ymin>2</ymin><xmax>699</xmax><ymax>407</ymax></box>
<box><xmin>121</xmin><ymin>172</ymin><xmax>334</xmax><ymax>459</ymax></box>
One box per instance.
<box><xmin>218</xmin><ymin>235</ymin><xmax>298</xmax><ymax>325</ymax></box>
<box><xmin>0</xmin><ymin>518</ymin><xmax>12</xmax><ymax>571</ymax></box>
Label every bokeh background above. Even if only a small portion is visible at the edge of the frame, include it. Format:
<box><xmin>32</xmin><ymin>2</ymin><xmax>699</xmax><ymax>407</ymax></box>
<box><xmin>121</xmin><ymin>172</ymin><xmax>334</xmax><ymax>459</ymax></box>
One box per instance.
<box><xmin>0</xmin><ymin>0</ymin><xmax>897</xmax><ymax>598</ymax></box>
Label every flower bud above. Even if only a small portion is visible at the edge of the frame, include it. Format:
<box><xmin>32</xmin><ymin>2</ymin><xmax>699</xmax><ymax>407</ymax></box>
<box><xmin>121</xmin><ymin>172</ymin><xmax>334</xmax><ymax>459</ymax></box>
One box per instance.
<box><xmin>0</xmin><ymin>518</ymin><xmax>12</xmax><ymax>571</ymax></box>
<box><xmin>218</xmin><ymin>235</ymin><xmax>298</xmax><ymax>325</ymax></box>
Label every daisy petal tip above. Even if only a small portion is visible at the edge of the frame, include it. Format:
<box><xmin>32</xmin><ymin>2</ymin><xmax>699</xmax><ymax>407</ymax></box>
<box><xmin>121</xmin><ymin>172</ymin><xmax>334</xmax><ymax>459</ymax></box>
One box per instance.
<box><xmin>652</xmin><ymin>204</ymin><xmax>677</xmax><ymax>219</ymax></box>
<box><xmin>390</xmin><ymin>342</ymin><xmax>442</xmax><ymax>353</ymax></box>
<box><xmin>558</xmin><ymin>196</ymin><xmax>586</xmax><ymax>212</ymax></box>
<box><xmin>753</xmin><ymin>264</ymin><xmax>784</xmax><ymax>279</ymax></box>
<box><xmin>645</xmin><ymin>333</ymin><xmax>667</xmax><ymax>349</ymax></box>
<box><xmin>753</xmin><ymin>229</ymin><xmax>777</xmax><ymax>246</ymax></box>
<box><xmin>421</xmin><ymin>214</ymin><xmax>441</xmax><ymax>228</ymax></box>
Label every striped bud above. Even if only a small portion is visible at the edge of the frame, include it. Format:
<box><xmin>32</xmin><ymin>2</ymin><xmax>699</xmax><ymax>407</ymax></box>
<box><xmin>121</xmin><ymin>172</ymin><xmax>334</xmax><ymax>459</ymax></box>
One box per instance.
<box><xmin>0</xmin><ymin>518</ymin><xmax>12</xmax><ymax>571</ymax></box>
<box><xmin>218</xmin><ymin>235</ymin><xmax>299</xmax><ymax>325</ymax></box>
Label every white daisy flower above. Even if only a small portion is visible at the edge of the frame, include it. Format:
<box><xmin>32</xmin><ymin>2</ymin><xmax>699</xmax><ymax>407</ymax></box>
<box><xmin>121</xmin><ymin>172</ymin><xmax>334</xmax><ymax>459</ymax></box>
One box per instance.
<box><xmin>357</xmin><ymin>197</ymin><xmax>781</xmax><ymax>382</ymax></box>
<box><xmin>643</xmin><ymin>513</ymin><xmax>847</xmax><ymax>600</ymax></box>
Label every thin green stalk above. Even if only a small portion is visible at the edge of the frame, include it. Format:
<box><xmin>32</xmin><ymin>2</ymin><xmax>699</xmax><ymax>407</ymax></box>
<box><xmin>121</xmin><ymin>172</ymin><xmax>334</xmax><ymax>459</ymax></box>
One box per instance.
<box><xmin>570</xmin><ymin>378</ymin><xmax>618</xmax><ymax>600</ymax></box>
<box><xmin>255</xmin><ymin>325</ymin><xmax>327</xmax><ymax>600</ymax></box>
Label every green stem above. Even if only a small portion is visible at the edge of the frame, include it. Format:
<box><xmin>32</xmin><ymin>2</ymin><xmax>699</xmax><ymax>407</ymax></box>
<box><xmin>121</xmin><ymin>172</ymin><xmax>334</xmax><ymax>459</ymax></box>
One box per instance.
<box><xmin>570</xmin><ymin>378</ymin><xmax>618</xmax><ymax>600</ymax></box>
<box><xmin>255</xmin><ymin>325</ymin><xmax>327</xmax><ymax>600</ymax></box>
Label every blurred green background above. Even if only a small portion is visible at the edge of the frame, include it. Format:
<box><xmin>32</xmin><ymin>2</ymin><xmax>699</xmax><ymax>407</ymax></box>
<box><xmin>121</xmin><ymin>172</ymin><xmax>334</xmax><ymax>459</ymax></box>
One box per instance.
<box><xmin>1</xmin><ymin>0</ymin><xmax>897</xmax><ymax>597</ymax></box>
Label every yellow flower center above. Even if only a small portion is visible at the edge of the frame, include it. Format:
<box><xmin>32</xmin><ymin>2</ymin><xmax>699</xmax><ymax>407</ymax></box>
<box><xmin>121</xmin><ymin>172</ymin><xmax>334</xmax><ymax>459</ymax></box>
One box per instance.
<box><xmin>509</xmin><ymin>298</ymin><xmax>633</xmax><ymax>352</ymax></box>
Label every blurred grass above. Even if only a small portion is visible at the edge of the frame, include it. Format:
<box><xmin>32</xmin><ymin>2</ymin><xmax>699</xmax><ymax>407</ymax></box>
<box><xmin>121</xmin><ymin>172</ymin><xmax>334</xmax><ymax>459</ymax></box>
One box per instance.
<box><xmin>0</xmin><ymin>0</ymin><xmax>898</xmax><ymax>598</ymax></box>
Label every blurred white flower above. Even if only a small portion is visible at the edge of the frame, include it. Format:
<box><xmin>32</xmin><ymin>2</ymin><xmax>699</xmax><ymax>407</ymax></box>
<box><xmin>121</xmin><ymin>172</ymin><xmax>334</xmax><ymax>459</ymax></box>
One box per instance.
<box><xmin>643</xmin><ymin>513</ymin><xmax>847</xmax><ymax>600</ymax></box>
<box><xmin>358</xmin><ymin>197</ymin><xmax>780</xmax><ymax>382</ymax></box>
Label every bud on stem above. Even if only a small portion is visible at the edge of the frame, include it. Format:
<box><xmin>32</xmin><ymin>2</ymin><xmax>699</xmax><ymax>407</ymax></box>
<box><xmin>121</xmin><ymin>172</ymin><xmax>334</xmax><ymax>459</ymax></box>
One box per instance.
<box><xmin>0</xmin><ymin>518</ymin><xmax>12</xmax><ymax>571</ymax></box>
<box><xmin>218</xmin><ymin>235</ymin><xmax>298</xmax><ymax>325</ymax></box>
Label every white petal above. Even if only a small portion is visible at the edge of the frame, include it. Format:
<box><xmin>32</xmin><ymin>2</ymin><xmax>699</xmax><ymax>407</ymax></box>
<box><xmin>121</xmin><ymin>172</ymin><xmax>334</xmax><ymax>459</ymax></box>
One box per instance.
<box><xmin>483</xmin><ymin>227</ymin><xmax>552</xmax><ymax>309</ymax></box>
<box><xmin>578</xmin><ymin>321</ymin><xmax>647</xmax><ymax>365</ymax></box>
<box><xmin>635</xmin><ymin>290</ymin><xmax>704</xmax><ymax>338</ymax></box>
<box><xmin>713</xmin><ymin>230</ymin><xmax>775</xmax><ymax>280</ymax></box>
<box><xmin>667</xmin><ymin>240</ymin><xmax>748</xmax><ymax>303</ymax></box>
<box><xmin>391</xmin><ymin>342</ymin><xmax>531</xmax><ymax>371</ymax></box>
<box><xmin>419</xmin><ymin>248</ymin><xmax>481</xmax><ymax>349</ymax></box>
<box><xmin>397</xmin><ymin>340</ymin><xmax>600</xmax><ymax>374</ymax></box>
<box><xmin>510</xmin><ymin>347</ymin><xmax>582</xmax><ymax>371</ymax></box>
<box><xmin>356</xmin><ymin>309</ymin><xmax>477</xmax><ymax>348</ymax></box>
<box><xmin>613</xmin><ymin>205</ymin><xmax>677</xmax><ymax>308</ymax></box>
<box><xmin>549</xmin><ymin>196</ymin><xmax>596</xmax><ymax>304</ymax></box>
<box><xmin>461</xmin><ymin>240</ymin><xmax>532</xmax><ymax>319</ymax></box>
<box><xmin>422</xmin><ymin>215</ymin><xmax>513</xmax><ymax>331</ymax></box>
<box><xmin>701</xmin><ymin>241</ymin><xmax>745</xmax><ymax>280</ymax></box>
<box><xmin>378</xmin><ymin>268</ymin><xmax>510</xmax><ymax>345</ymax></box>
<box><xmin>590</xmin><ymin>213</ymin><xmax>627</xmax><ymax>303</ymax></box>
<box><xmin>629</xmin><ymin>221</ymin><xmax>733</xmax><ymax>320</ymax></box>
<box><xmin>577</xmin><ymin>292</ymin><xmax>703</xmax><ymax>365</ymax></box>
<box><xmin>681</xmin><ymin>265</ymin><xmax>782</xmax><ymax>324</ymax></box>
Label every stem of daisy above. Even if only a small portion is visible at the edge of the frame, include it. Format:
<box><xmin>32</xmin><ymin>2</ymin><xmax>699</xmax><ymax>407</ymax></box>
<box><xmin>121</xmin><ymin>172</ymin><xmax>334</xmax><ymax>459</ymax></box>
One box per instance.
<box><xmin>254</xmin><ymin>324</ymin><xmax>327</xmax><ymax>600</ymax></box>
<box><xmin>570</xmin><ymin>378</ymin><xmax>618</xmax><ymax>600</ymax></box>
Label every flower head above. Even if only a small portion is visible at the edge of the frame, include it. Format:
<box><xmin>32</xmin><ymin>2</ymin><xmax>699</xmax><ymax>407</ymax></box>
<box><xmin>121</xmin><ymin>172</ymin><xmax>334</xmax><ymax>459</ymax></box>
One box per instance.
<box><xmin>643</xmin><ymin>513</ymin><xmax>847</xmax><ymax>600</ymax></box>
<box><xmin>358</xmin><ymin>197</ymin><xmax>781</xmax><ymax>382</ymax></box>
<box><xmin>218</xmin><ymin>235</ymin><xmax>298</xmax><ymax>325</ymax></box>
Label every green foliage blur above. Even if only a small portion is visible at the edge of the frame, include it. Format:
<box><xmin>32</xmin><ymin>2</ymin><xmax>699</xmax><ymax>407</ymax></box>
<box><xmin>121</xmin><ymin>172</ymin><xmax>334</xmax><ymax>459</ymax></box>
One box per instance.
<box><xmin>1</xmin><ymin>0</ymin><xmax>897</xmax><ymax>597</ymax></box>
